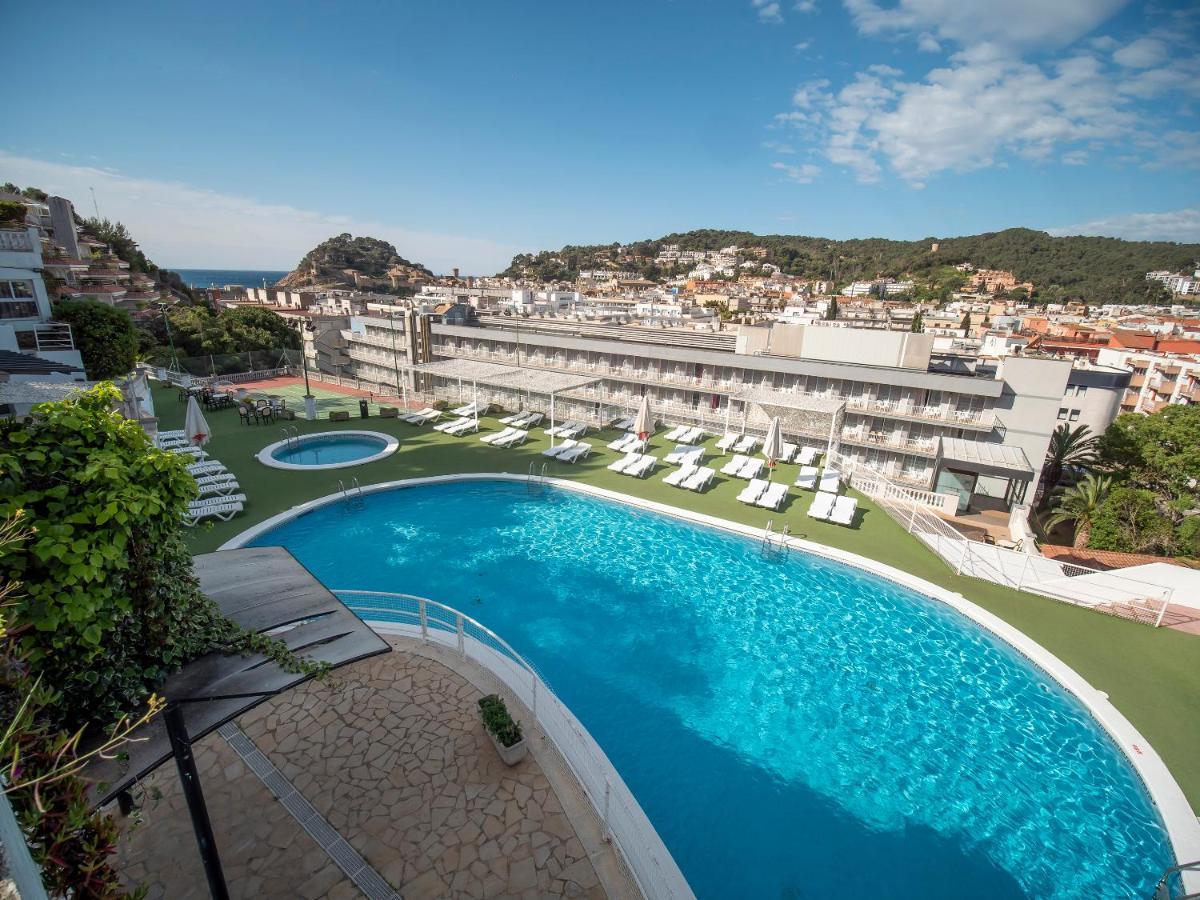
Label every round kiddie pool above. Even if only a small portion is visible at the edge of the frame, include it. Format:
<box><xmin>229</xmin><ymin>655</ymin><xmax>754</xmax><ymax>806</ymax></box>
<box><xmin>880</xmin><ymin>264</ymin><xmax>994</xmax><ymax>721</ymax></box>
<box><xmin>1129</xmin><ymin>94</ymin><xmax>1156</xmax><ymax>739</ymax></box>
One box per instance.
<box><xmin>257</xmin><ymin>430</ymin><xmax>398</xmax><ymax>470</ymax></box>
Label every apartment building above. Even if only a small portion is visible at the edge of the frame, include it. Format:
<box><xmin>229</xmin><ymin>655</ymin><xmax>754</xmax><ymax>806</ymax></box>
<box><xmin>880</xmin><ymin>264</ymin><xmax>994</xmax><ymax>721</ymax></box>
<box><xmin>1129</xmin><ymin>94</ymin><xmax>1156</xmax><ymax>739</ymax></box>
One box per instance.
<box><xmin>1097</xmin><ymin>345</ymin><xmax>1200</xmax><ymax>414</ymax></box>
<box><xmin>0</xmin><ymin>219</ymin><xmax>84</xmax><ymax>373</ymax></box>
<box><xmin>334</xmin><ymin>312</ymin><xmax>1126</xmax><ymax>511</ymax></box>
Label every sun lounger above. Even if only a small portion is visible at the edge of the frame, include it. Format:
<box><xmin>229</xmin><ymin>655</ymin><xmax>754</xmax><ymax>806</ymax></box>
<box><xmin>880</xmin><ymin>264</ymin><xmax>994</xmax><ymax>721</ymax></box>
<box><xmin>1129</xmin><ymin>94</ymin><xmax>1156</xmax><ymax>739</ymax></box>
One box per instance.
<box><xmin>557</xmin><ymin>442</ymin><xmax>592</xmax><ymax>464</ymax></box>
<box><xmin>156</xmin><ymin>435</ymin><xmax>188</xmax><ymax>448</ymax></box>
<box><xmin>190</xmin><ymin>492</ymin><xmax>247</xmax><ymax>508</ymax></box>
<box><xmin>434</xmin><ymin>416</ymin><xmax>470</xmax><ymax>432</ymax></box>
<box><xmin>715</xmin><ymin>433</ymin><xmax>739</xmax><ymax>452</ymax></box>
<box><xmin>480</xmin><ymin>427</ymin><xmax>517</xmax><ymax>445</ymax></box>
<box><xmin>451</xmin><ymin>402</ymin><xmax>478</xmax><ymax>417</ymax></box>
<box><xmin>720</xmin><ymin>454</ymin><xmax>749</xmax><ymax>476</ymax></box>
<box><xmin>663</xmin><ymin>464</ymin><xmax>697</xmax><ymax>487</ymax></box>
<box><xmin>187</xmin><ymin>460</ymin><xmax>227</xmax><ymax>477</ymax></box>
<box><xmin>499</xmin><ymin>412</ymin><xmax>524</xmax><ymax>425</ymax></box>
<box><xmin>611</xmin><ymin>416</ymin><xmax>634</xmax><ymax>430</ymax></box>
<box><xmin>736</xmin><ymin>478</ymin><xmax>769</xmax><ymax>505</ymax></box>
<box><xmin>559</xmin><ymin>422</ymin><xmax>587</xmax><ymax>439</ymax></box>
<box><xmin>807</xmin><ymin>492</ymin><xmax>836</xmax><ymax>521</ymax></box>
<box><xmin>738</xmin><ymin>458</ymin><xmax>765</xmax><ymax>480</ymax></box>
<box><xmin>818</xmin><ymin>467</ymin><xmax>841</xmax><ymax>493</ymax></box>
<box><xmin>732</xmin><ymin>435</ymin><xmax>758</xmax><ymax>453</ymax></box>
<box><xmin>404</xmin><ymin>408</ymin><xmax>440</xmax><ymax>425</ymax></box>
<box><xmin>831</xmin><ymin>496</ymin><xmax>858</xmax><ymax>526</ymax></box>
<box><xmin>797</xmin><ymin>446</ymin><xmax>820</xmax><ymax>465</ymax></box>
<box><xmin>513</xmin><ymin>412</ymin><xmax>543</xmax><ymax>428</ymax></box>
<box><xmin>663</xmin><ymin>444</ymin><xmax>693</xmax><ymax>465</ymax></box>
<box><xmin>778</xmin><ymin>442</ymin><xmax>798</xmax><ymax>463</ymax></box>
<box><xmin>443</xmin><ymin>418</ymin><xmax>479</xmax><ymax>436</ymax></box>
<box><xmin>169</xmin><ymin>445</ymin><xmax>207</xmax><ymax>458</ymax></box>
<box><xmin>682</xmin><ymin>466</ymin><xmax>715</xmax><ymax>492</ymax></box>
<box><xmin>492</xmin><ymin>429</ymin><xmax>528</xmax><ymax>448</ymax></box>
<box><xmin>625</xmin><ymin>454</ymin><xmax>657</xmax><ymax>478</ymax></box>
<box><xmin>182</xmin><ymin>500</ymin><xmax>244</xmax><ymax>526</ymax></box>
<box><xmin>543</xmin><ymin>439</ymin><xmax>579</xmax><ymax>458</ymax></box>
<box><xmin>679</xmin><ymin>426</ymin><xmax>705</xmax><ymax>444</ymax></box>
<box><xmin>794</xmin><ymin>465</ymin><xmax>819</xmax><ymax>490</ymax></box>
<box><xmin>607</xmin><ymin>433</ymin><xmax>635</xmax><ymax>452</ymax></box>
<box><xmin>664</xmin><ymin>424</ymin><xmax>689</xmax><ymax>442</ymax></box>
<box><xmin>607</xmin><ymin>451</ymin><xmax>641</xmax><ymax>473</ymax></box>
<box><xmin>158</xmin><ymin>429</ymin><xmax>186</xmax><ymax>440</ymax></box>
<box><xmin>193</xmin><ymin>472</ymin><xmax>238</xmax><ymax>488</ymax></box>
<box><xmin>756</xmin><ymin>482</ymin><xmax>789</xmax><ymax>510</ymax></box>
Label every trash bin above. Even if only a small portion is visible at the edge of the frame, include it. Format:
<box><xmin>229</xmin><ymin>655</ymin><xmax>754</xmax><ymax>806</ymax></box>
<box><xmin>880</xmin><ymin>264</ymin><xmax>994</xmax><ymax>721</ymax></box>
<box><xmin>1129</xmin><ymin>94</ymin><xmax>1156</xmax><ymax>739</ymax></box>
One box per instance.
<box><xmin>359</xmin><ymin>398</ymin><xmax>370</xmax><ymax>419</ymax></box>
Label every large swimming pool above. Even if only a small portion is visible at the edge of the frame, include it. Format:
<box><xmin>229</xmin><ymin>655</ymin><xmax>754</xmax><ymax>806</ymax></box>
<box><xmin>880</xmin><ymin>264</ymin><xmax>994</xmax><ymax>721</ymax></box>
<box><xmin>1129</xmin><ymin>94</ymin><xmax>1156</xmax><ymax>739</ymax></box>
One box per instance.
<box><xmin>248</xmin><ymin>480</ymin><xmax>1174</xmax><ymax>899</ymax></box>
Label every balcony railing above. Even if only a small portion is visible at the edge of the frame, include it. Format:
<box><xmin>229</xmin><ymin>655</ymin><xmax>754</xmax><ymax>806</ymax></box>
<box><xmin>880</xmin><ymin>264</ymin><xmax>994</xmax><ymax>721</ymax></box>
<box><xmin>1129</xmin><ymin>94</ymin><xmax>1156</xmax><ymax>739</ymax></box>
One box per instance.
<box><xmin>33</xmin><ymin>322</ymin><xmax>75</xmax><ymax>352</ymax></box>
<box><xmin>0</xmin><ymin>229</ymin><xmax>33</xmax><ymax>252</ymax></box>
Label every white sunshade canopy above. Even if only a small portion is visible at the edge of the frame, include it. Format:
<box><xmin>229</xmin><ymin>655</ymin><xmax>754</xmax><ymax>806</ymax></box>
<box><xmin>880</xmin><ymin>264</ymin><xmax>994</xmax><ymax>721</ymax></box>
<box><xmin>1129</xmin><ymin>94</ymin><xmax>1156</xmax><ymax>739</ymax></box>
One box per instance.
<box><xmin>762</xmin><ymin>416</ymin><xmax>784</xmax><ymax>462</ymax></box>
<box><xmin>633</xmin><ymin>395</ymin><xmax>652</xmax><ymax>438</ymax></box>
<box><xmin>412</xmin><ymin>358</ymin><xmax>599</xmax><ymax>395</ymax></box>
<box><xmin>184</xmin><ymin>396</ymin><xmax>211</xmax><ymax>446</ymax></box>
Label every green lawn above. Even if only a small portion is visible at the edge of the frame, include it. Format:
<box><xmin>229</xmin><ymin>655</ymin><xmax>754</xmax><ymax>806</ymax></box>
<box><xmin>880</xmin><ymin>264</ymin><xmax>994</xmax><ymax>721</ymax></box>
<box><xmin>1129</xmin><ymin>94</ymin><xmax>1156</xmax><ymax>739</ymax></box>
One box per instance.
<box><xmin>157</xmin><ymin>384</ymin><xmax>1200</xmax><ymax>810</ymax></box>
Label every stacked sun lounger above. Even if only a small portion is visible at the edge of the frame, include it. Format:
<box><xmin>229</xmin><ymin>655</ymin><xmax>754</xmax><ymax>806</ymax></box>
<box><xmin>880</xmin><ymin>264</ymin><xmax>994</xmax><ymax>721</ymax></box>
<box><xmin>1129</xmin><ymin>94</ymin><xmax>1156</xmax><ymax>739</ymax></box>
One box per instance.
<box><xmin>182</xmin><ymin>457</ymin><xmax>245</xmax><ymax>524</ymax></box>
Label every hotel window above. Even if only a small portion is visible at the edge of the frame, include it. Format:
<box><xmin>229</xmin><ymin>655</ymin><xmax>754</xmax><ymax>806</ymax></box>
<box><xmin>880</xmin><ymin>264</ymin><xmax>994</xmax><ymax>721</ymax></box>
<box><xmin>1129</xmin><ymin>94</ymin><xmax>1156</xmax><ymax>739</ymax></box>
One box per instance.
<box><xmin>1057</xmin><ymin>407</ymin><xmax>1069</xmax><ymax>420</ymax></box>
<box><xmin>1068</xmin><ymin>410</ymin><xmax>1081</xmax><ymax>422</ymax></box>
<box><xmin>0</xmin><ymin>280</ymin><xmax>38</xmax><ymax>318</ymax></box>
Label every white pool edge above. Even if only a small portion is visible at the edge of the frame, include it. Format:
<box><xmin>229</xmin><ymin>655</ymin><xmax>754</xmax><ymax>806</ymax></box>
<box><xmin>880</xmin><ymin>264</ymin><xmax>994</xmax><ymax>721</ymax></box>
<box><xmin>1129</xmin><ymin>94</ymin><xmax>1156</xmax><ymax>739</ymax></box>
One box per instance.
<box><xmin>255</xmin><ymin>429</ymin><xmax>399</xmax><ymax>471</ymax></box>
<box><xmin>220</xmin><ymin>472</ymin><xmax>1200</xmax><ymax>887</ymax></box>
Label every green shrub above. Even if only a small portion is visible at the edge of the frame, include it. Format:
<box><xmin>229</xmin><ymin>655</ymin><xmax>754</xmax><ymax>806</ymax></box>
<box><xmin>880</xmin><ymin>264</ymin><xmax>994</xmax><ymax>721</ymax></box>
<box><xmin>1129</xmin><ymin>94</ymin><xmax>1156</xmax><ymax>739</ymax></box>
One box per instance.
<box><xmin>477</xmin><ymin>693</ymin><xmax>523</xmax><ymax>747</ymax></box>
<box><xmin>0</xmin><ymin>384</ymin><xmax>311</xmax><ymax>729</ymax></box>
<box><xmin>0</xmin><ymin>199</ymin><xmax>26</xmax><ymax>226</ymax></box>
<box><xmin>1088</xmin><ymin>486</ymin><xmax>1175</xmax><ymax>555</ymax></box>
<box><xmin>51</xmin><ymin>299</ymin><xmax>139</xmax><ymax>380</ymax></box>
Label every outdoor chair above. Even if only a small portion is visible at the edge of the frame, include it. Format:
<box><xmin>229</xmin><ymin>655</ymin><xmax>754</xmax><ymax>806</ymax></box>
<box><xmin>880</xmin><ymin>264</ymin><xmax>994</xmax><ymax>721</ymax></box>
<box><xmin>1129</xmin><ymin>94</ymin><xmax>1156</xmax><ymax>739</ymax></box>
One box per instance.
<box><xmin>238</xmin><ymin>405</ymin><xmax>258</xmax><ymax>425</ymax></box>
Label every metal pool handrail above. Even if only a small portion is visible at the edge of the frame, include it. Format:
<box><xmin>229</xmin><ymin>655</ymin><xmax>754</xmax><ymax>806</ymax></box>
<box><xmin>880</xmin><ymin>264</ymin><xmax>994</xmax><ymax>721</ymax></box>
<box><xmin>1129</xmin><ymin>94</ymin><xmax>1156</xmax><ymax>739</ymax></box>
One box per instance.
<box><xmin>332</xmin><ymin>589</ymin><xmax>694</xmax><ymax>900</ymax></box>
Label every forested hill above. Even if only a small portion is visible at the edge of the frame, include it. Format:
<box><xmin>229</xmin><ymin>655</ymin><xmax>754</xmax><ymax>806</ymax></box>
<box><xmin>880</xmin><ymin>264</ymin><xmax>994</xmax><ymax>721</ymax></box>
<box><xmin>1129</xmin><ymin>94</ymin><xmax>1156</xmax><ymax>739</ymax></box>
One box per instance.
<box><xmin>277</xmin><ymin>233</ymin><xmax>433</xmax><ymax>292</ymax></box>
<box><xmin>500</xmin><ymin>227</ymin><xmax>1200</xmax><ymax>304</ymax></box>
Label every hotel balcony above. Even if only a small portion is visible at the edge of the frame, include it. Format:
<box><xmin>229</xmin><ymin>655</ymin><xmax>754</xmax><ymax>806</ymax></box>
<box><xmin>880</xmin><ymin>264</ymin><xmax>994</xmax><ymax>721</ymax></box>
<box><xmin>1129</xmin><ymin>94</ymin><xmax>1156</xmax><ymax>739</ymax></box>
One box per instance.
<box><xmin>838</xmin><ymin>429</ymin><xmax>941</xmax><ymax>458</ymax></box>
<box><xmin>1129</xmin><ymin>372</ymin><xmax>1146</xmax><ymax>388</ymax></box>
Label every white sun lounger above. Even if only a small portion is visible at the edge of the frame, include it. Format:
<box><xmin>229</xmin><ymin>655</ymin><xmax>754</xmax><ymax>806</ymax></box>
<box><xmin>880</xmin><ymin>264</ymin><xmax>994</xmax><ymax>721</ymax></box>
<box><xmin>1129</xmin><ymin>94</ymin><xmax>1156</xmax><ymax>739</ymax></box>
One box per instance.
<box><xmin>679</xmin><ymin>426</ymin><xmax>705</xmax><ymax>444</ymax></box>
<box><xmin>404</xmin><ymin>407</ymin><xmax>440</xmax><ymax>424</ymax></box>
<box><xmin>190</xmin><ymin>493</ymin><xmax>247</xmax><ymax>508</ymax></box>
<box><xmin>612</xmin><ymin>416</ymin><xmax>635</xmax><ymax>430</ymax></box>
<box><xmin>543</xmin><ymin>438</ymin><xmax>579</xmax><ymax>458</ymax></box>
<box><xmin>182</xmin><ymin>501</ymin><xmax>244</xmax><ymax>526</ymax></box>
<box><xmin>756</xmin><ymin>482</ymin><xmax>789</xmax><ymax>510</ymax></box>
<box><xmin>720</xmin><ymin>454</ymin><xmax>749</xmax><ymax>476</ymax></box>
<box><xmin>492</xmin><ymin>428</ymin><xmax>528</xmax><ymax>448</ymax></box>
<box><xmin>557</xmin><ymin>442</ymin><xmax>593</xmax><ymax>464</ymax></box>
<box><xmin>831</xmin><ymin>496</ymin><xmax>858</xmax><ymax>526</ymax></box>
<box><xmin>559</xmin><ymin>422</ymin><xmax>587</xmax><ymax>439</ymax></box>
<box><xmin>732</xmin><ymin>435</ymin><xmax>758</xmax><ymax>453</ymax></box>
<box><xmin>193</xmin><ymin>472</ymin><xmax>237</xmax><ymax>488</ymax></box>
<box><xmin>607</xmin><ymin>433</ymin><xmax>636</xmax><ymax>452</ymax></box>
<box><xmin>481</xmin><ymin>427</ymin><xmax>517</xmax><ymax>445</ymax></box>
<box><xmin>498</xmin><ymin>412</ymin><xmax>524</xmax><ymax>425</ymax></box>
<box><xmin>738</xmin><ymin>458</ymin><xmax>765</xmax><ymax>480</ymax></box>
<box><xmin>169</xmin><ymin>446</ymin><xmax>207</xmax><ymax>459</ymax></box>
<box><xmin>737</xmin><ymin>478</ymin><xmax>769</xmax><ymax>505</ymax></box>
<box><xmin>434</xmin><ymin>416</ymin><xmax>470</xmax><ymax>432</ymax></box>
<box><xmin>607</xmin><ymin>452</ymin><xmax>641</xmax><ymax>473</ymax></box>
<box><xmin>798</xmin><ymin>446</ymin><xmax>821</xmax><ymax>465</ymax></box>
<box><xmin>664</xmin><ymin>424</ymin><xmax>689</xmax><ymax>442</ymax></box>
<box><xmin>445</xmin><ymin>418</ymin><xmax>479</xmax><ymax>436</ymax></box>
<box><xmin>778</xmin><ymin>442</ymin><xmax>798</xmax><ymax>463</ymax></box>
<box><xmin>663</xmin><ymin>464</ymin><xmax>697</xmax><ymax>487</ymax></box>
<box><xmin>451</xmin><ymin>402</ymin><xmax>478</xmax><ymax>417</ymax></box>
<box><xmin>663</xmin><ymin>444</ymin><xmax>693</xmax><ymax>465</ymax></box>
<box><xmin>682</xmin><ymin>466</ymin><xmax>715</xmax><ymax>492</ymax></box>
<box><xmin>715</xmin><ymin>433</ymin><xmax>739</xmax><ymax>452</ymax></box>
<box><xmin>187</xmin><ymin>460</ymin><xmax>227</xmax><ymax>477</ymax></box>
<box><xmin>156</xmin><ymin>435</ymin><xmax>188</xmax><ymax>448</ymax></box>
<box><xmin>807</xmin><ymin>492</ymin><xmax>836</xmax><ymax>521</ymax></box>
<box><xmin>514</xmin><ymin>412</ymin><xmax>544</xmax><ymax>428</ymax></box>
<box><xmin>818</xmin><ymin>467</ymin><xmax>841</xmax><ymax>493</ymax></box>
<box><xmin>158</xmin><ymin>429</ymin><xmax>186</xmax><ymax>440</ymax></box>
<box><xmin>544</xmin><ymin>420</ymin><xmax>572</xmax><ymax>437</ymax></box>
<box><xmin>625</xmin><ymin>454</ymin><xmax>657</xmax><ymax>478</ymax></box>
<box><xmin>794</xmin><ymin>465</ymin><xmax>819</xmax><ymax>490</ymax></box>
<box><xmin>195</xmin><ymin>478</ymin><xmax>240</xmax><ymax>497</ymax></box>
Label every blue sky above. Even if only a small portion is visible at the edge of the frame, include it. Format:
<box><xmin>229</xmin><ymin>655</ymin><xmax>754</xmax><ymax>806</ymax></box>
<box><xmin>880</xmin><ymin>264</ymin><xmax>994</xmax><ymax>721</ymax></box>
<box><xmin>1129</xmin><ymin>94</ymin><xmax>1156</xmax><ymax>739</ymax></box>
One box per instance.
<box><xmin>3</xmin><ymin>0</ymin><xmax>1198</xmax><ymax>273</ymax></box>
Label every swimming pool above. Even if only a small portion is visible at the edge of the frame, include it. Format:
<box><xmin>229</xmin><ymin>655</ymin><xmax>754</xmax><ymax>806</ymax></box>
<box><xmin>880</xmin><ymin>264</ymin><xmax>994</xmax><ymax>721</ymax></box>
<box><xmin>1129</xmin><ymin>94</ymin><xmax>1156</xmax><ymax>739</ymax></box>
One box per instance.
<box><xmin>247</xmin><ymin>480</ymin><xmax>1176</xmax><ymax>899</ymax></box>
<box><xmin>256</xmin><ymin>430</ymin><xmax>398</xmax><ymax>470</ymax></box>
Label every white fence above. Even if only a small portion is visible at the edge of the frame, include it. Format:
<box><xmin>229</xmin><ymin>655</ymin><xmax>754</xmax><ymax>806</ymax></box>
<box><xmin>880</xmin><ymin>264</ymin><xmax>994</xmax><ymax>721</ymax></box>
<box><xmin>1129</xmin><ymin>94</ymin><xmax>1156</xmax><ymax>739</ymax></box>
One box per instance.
<box><xmin>333</xmin><ymin>590</ymin><xmax>695</xmax><ymax>900</ymax></box>
<box><xmin>829</xmin><ymin>451</ymin><xmax>1175</xmax><ymax>627</ymax></box>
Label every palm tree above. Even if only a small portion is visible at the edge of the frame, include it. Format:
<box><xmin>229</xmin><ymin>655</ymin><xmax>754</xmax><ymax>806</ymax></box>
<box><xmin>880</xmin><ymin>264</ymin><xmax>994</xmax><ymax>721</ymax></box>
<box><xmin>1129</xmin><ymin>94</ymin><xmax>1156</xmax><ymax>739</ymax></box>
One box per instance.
<box><xmin>1041</xmin><ymin>423</ymin><xmax>1097</xmax><ymax>502</ymax></box>
<box><xmin>1043</xmin><ymin>474</ymin><xmax>1112</xmax><ymax>548</ymax></box>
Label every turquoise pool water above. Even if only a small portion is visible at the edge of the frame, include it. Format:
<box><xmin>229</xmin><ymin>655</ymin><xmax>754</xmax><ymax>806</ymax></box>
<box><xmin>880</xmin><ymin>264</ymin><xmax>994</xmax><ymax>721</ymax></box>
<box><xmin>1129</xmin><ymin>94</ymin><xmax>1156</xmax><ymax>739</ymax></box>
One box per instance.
<box><xmin>249</xmin><ymin>481</ymin><xmax>1174</xmax><ymax>899</ymax></box>
<box><xmin>270</xmin><ymin>434</ymin><xmax>387</xmax><ymax>466</ymax></box>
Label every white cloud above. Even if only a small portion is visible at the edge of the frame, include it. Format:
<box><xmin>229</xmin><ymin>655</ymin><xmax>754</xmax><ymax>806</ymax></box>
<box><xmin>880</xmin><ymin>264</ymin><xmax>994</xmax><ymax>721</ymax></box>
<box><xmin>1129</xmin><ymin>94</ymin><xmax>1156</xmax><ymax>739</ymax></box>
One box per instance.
<box><xmin>917</xmin><ymin>32</ymin><xmax>941</xmax><ymax>52</ymax></box>
<box><xmin>1113</xmin><ymin>36</ymin><xmax>1168</xmax><ymax>68</ymax></box>
<box><xmin>0</xmin><ymin>152</ymin><xmax>518</xmax><ymax>273</ymax></box>
<box><xmin>1050</xmin><ymin>207</ymin><xmax>1200</xmax><ymax>242</ymax></box>
<box><xmin>794</xmin><ymin>0</ymin><xmax>818</xmax><ymax>12</ymax></box>
<box><xmin>771</xmin><ymin>161</ymin><xmax>823</xmax><ymax>183</ymax></box>
<box><xmin>752</xmin><ymin>0</ymin><xmax>783</xmax><ymax>23</ymax></box>
<box><xmin>841</xmin><ymin>0</ymin><xmax>1126</xmax><ymax>49</ymax></box>
<box><xmin>794</xmin><ymin>39</ymin><xmax>812</xmax><ymax>51</ymax></box>
<box><xmin>763</xmin><ymin>140</ymin><xmax>798</xmax><ymax>154</ymax></box>
<box><xmin>1060</xmin><ymin>149</ymin><xmax>1088</xmax><ymax>165</ymax></box>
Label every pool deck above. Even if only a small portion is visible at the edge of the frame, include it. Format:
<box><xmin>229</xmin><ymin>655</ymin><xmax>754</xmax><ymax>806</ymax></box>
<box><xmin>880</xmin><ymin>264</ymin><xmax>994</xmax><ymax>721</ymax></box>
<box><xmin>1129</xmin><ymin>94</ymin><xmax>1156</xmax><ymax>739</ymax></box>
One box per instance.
<box><xmin>150</xmin><ymin>383</ymin><xmax>1200</xmax><ymax>820</ymax></box>
<box><xmin>114</xmin><ymin>636</ymin><xmax>625</xmax><ymax>899</ymax></box>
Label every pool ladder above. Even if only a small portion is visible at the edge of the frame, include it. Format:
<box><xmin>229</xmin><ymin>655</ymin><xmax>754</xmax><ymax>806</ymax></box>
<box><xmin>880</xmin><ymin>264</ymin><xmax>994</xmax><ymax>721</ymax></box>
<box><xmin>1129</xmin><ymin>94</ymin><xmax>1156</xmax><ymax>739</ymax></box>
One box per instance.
<box><xmin>337</xmin><ymin>477</ymin><xmax>364</xmax><ymax>511</ymax></box>
<box><xmin>279</xmin><ymin>425</ymin><xmax>299</xmax><ymax>447</ymax></box>
<box><xmin>526</xmin><ymin>461</ymin><xmax>549</xmax><ymax>495</ymax></box>
<box><xmin>761</xmin><ymin>520</ymin><xmax>791</xmax><ymax>559</ymax></box>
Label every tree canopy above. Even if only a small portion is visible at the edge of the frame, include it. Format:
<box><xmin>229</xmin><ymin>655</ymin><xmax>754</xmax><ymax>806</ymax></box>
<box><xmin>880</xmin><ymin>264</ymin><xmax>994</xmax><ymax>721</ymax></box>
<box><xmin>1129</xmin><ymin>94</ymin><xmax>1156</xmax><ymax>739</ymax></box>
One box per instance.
<box><xmin>140</xmin><ymin>305</ymin><xmax>301</xmax><ymax>362</ymax></box>
<box><xmin>51</xmin><ymin>299</ymin><xmax>138</xmax><ymax>379</ymax></box>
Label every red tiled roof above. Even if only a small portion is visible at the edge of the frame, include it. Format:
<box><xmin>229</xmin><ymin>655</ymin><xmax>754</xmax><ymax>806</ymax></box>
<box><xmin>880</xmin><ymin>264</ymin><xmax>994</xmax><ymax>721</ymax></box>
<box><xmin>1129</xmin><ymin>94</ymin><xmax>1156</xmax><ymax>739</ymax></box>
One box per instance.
<box><xmin>1040</xmin><ymin>545</ymin><xmax>1196</xmax><ymax>571</ymax></box>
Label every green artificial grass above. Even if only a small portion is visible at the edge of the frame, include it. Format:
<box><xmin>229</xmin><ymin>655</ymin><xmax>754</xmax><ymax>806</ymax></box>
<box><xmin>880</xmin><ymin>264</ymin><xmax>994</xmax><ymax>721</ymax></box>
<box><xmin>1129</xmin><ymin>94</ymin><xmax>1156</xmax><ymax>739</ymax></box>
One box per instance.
<box><xmin>156</xmin><ymin>383</ymin><xmax>1200</xmax><ymax>810</ymax></box>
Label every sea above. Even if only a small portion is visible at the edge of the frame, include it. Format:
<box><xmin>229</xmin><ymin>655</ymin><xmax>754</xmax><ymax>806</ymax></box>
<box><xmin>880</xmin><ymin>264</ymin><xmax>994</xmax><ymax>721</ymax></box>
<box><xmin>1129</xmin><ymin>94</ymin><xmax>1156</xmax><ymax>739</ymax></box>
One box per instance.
<box><xmin>171</xmin><ymin>269</ymin><xmax>289</xmax><ymax>289</ymax></box>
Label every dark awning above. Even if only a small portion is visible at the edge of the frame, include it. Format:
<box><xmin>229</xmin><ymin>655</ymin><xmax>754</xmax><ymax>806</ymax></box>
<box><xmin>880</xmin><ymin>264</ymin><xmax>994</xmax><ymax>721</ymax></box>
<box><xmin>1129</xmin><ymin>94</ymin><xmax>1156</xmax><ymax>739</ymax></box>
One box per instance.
<box><xmin>87</xmin><ymin>547</ymin><xmax>389</xmax><ymax>805</ymax></box>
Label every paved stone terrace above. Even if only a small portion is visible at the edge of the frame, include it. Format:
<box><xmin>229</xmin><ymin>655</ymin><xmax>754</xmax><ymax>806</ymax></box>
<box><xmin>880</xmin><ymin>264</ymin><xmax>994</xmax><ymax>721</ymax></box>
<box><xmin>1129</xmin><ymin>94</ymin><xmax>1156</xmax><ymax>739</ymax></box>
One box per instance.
<box><xmin>114</xmin><ymin>638</ymin><xmax>628</xmax><ymax>899</ymax></box>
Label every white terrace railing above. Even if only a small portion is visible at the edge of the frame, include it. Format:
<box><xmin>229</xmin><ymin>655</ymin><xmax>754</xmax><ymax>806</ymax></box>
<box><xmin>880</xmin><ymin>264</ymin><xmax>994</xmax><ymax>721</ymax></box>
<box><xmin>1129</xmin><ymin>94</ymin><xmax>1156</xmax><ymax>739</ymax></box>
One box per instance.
<box><xmin>333</xmin><ymin>590</ymin><xmax>695</xmax><ymax>900</ymax></box>
<box><xmin>829</xmin><ymin>450</ymin><xmax>1176</xmax><ymax>628</ymax></box>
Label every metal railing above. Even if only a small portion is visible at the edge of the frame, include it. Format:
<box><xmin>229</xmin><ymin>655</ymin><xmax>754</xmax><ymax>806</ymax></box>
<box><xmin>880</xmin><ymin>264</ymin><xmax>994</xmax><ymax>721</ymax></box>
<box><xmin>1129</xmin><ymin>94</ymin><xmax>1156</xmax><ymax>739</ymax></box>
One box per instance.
<box><xmin>332</xmin><ymin>590</ymin><xmax>694</xmax><ymax>900</ymax></box>
<box><xmin>1154</xmin><ymin>859</ymin><xmax>1200</xmax><ymax>899</ymax></box>
<box><xmin>831</xmin><ymin>450</ymin><xmax>1176</xmax><ymax>627</ymax></box>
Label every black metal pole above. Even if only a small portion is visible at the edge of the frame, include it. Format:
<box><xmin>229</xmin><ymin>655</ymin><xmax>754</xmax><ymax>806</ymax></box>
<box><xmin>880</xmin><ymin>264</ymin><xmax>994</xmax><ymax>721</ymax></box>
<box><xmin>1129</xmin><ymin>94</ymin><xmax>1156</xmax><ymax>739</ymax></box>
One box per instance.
<box><xmin>164</xmin><ymin>704</ymin><xmax>230</xmax><ymax>900</ymax></box>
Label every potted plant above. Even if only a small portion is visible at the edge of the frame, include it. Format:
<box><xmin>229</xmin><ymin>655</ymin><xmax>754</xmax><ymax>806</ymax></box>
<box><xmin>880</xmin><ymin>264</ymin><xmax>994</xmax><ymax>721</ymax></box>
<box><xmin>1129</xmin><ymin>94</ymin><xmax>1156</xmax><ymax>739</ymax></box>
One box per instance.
<box><xmin>477</xmin><ymin>693</ymin><xmax>527</xmax><ymax>765</ymax></box>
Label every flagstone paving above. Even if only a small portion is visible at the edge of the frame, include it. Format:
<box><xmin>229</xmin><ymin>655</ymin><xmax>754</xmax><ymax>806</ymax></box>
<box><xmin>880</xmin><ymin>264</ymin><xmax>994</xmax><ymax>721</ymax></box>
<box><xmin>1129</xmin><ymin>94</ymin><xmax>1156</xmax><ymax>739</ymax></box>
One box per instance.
<box><xmin>114</xmin><ymin>638</ymin><xmax>625</xmax><ymax>899</ymax></box>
